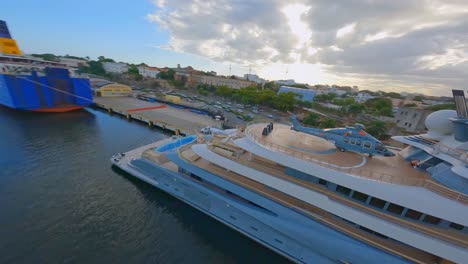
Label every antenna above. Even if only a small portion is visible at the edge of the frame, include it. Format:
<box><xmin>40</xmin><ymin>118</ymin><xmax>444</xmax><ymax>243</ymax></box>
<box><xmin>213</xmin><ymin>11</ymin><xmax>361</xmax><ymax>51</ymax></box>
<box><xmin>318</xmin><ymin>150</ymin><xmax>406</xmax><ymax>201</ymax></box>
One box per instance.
<box><xmin>452</xmin><ymin>90</ymin><xmax>468</xmax><ymax>118</ymax></box>
<box><xmin>284</xmin><ymin>67</ymin><xmax>288</xmax><ymax>79</ymax></box>
<box><xmin>229</xmin><ymin>64</ymin><xmax>232</xmax><ymax>75</ymax></box>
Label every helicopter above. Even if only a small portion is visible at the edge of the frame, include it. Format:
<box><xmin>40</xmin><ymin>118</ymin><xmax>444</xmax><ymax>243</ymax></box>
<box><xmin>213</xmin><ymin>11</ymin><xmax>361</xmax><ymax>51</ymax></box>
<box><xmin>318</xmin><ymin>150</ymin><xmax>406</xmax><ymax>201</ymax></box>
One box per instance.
<box><xmin>289</xmin><ymin>115</ymin><xmax>395</xmax><ymax>157</ymax></box>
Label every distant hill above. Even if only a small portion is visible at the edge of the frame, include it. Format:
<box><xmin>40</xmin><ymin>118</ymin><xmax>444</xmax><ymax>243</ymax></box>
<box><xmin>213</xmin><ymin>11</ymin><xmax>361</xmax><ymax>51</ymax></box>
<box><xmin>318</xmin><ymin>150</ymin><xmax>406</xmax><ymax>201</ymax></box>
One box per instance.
<box><xmin>30</xmin><ymin>53</ymin><xmax>60</xmax><ymax>62</ymax></box>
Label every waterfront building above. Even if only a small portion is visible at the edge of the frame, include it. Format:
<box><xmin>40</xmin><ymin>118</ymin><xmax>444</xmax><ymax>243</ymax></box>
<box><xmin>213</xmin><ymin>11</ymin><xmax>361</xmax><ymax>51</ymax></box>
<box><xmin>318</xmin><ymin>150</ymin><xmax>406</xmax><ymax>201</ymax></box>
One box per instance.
<box><xmin>98</xmin><ymin>83</ymin><xmax>132</xmax><ymax>97</ymax></box>
<box><xmin>355</xmin><ymin>92</ymin><xmax>374</xmax><ymax>103</ymax></box>
<box><xmin>278</xmin><ymin>86</ymin><xmax>316</xmax><ymax>102</ymax></box>
<box><xmin>58</xmin><ymin>57</ymin><xmax>88</xmax><ymax>68</ymax></box>
<box><xmin>275</xmin><ymin>79</ymin><xmax>296</xmax><ymax>85</ymax></box>
<box><xmin>190</xmin><ymin>74</ymin><xmax>256</xmax><ymax>89</ymax></box>
<box><xmin>138</xmin><ymin>66</ymin><xmax>160</xmax><ymax>78</ymax></box>
<box><xmin>395</xmin><ymin>106</ymin><xmax>432</xmax><ymax>133</ymax></box>
<box><xmin>102</xmin><ymin>62</ymin><xmax>128</xmax><ymax>74</ymax></box>
<box><xmin>244</xmin><ymin>74</ymin><xmax>266</xmax><ymax>84</ymax></box>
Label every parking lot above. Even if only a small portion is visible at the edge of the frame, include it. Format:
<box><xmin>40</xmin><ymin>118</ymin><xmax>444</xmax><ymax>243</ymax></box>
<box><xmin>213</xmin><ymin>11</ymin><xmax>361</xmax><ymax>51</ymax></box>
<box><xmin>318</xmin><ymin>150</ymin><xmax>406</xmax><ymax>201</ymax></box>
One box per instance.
<box><xmin>136</xmin><ymin>89</ymin><xmax>288</xmax><ymax>128</ymax></box>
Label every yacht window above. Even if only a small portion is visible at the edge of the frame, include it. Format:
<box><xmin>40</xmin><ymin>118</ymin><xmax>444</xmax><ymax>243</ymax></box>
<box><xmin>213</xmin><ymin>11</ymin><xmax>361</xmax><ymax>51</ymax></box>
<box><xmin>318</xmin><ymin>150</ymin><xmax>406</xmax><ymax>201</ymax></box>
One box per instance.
<box><xmin>350</xmin><ymin>139</ymin><xmax>356</xmax><ymax>145</ymax></box>
<box><xmin>422</xmin><ymin>215</ymin><xmax>441</xmax><ymax>225</ymax></box>
<box><xmin>369</xmin><ymin>197</ymin><xmax>386</xmax><ymax>209</ymax></box>
<box><xmin>404</xmin><ymin>209</ymin><xmax>422</xmax><ymax>220</ymax></box>
<box><xmin>387</xmin><ymin>203</ymin><xmax>404</xmax><ymax>215</ymax></box>
<box><xmin>374</xmin><ymin>232</ymin><xmax>388</xmax><ymax>239</ymax></box>
<box><xmin>363</xmin><ymin>142</ymin><xmax>371</xmax><ymax>149</ymax></box>
<box><xmin>356</xmin><ymin>140</ymin><xmax>361</xmax><ymax>146</ymax></box>
<box><xmin>359</xmin><ymin>226</ymin><xmax>373</xmax><ymax>233</ymax></box>
<box><xmin>344</xmin><ymin>138</ymin><xmax>349</xmax><ymax>143</ymax></box>
<box><xmin>336</xmin><ymin>185</ymin><xmax>351</xmax><ymax>196</ymax></box>
<box><xmin>449</xmin><ymin>222</ymin><xmax>464</xmax><ymax>230</ymax></box>
<box><xmin>375</xmin><ymin>144</ymin><xmax>385</xmax><ymax>151</ymax></box>
<box><xmin>351</xmin><ymin>191</ymin><xmax>368</xmax><ymax>202</ymax></box>
<box><xmin>318</xmin><ymin>179</ymin><xmax>327</xmax><ymax>186</ymax></box>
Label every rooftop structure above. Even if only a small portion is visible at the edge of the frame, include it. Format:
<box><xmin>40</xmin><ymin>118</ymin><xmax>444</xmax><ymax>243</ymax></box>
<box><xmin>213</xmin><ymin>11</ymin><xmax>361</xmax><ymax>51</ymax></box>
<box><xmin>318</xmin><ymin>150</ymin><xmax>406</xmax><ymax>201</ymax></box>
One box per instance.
<box><xmin>395</xmin><ymin>107</ymin><xmax>432</xmax><ymax>133</ymax></box>
<box><xmin>0</xmin><ymin>20</ymin><xmax>21</xmax><ymax>56</ymax></box>
<box><xmin>355</xmin><ymin>92</ymin><xmax>375</xmax><ymax>103</ymax></box>
<box><xmin>98</xmin><ymin>83</ymin><xmax>132</xmax><ymax>97</ymax></box>
<box><xmin>278</xmin><ymin>86</ymin><xmax>316</xmax><ymax>101</ymax></box>
<box><xmin>102</xmin><ymin>62</ymin><xmax>128</xmax><ymax>74</ymax></box>
<box><xmin>190</xmin><ymin>74</ymin><xmax>256</xmax><ymax>89</ymax></box>
<box><xmin>275</xmin><ymin>79</ymin><xmax>296</xmax><ymax>85</ymax></box>
<box><xmin>244</xmin><ymin>74</ymin><xmax>266</xmax><ymax>84</ymax></box>
<box><xmin>58</xmin><ymin>57</ymin><xmax>88</xmax><ymax>68</ymax></box>
<box><xmin>138</xmin><ymin>66</ymin><xmax>160</xmax><ymax>78</ymax></box>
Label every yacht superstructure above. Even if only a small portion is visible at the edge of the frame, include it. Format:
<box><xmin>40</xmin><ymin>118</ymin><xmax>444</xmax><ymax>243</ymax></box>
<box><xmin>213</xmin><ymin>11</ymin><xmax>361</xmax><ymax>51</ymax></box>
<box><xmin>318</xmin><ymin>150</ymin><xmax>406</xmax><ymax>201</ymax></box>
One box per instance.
<box><xmin>111</xmin><ymin>90</ymin><xmax>468</xmax><ymax>263</ymax></box>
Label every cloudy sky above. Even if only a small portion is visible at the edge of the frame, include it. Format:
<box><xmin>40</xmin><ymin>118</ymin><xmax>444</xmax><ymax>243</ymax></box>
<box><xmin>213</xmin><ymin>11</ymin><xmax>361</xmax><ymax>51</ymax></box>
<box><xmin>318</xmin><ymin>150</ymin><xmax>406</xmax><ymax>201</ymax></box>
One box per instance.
<box><xmin>3</xmin><ymin>0</ymin><xmax>468</xmax><ymax>96</ymax></box>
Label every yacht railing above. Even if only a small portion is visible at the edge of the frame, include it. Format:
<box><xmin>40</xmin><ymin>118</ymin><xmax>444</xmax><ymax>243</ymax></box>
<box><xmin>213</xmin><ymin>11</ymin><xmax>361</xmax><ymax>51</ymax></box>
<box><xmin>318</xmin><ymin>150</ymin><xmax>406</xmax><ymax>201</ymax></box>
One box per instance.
<box><xmin>244</xmin><ymin>125</ymin><xmax>468</xmax><ymax>205</ymax></box>
<box><xmin>432</xmin><ymin>143</ymin><xmax>468</xmax><ymax>163</ymax></box>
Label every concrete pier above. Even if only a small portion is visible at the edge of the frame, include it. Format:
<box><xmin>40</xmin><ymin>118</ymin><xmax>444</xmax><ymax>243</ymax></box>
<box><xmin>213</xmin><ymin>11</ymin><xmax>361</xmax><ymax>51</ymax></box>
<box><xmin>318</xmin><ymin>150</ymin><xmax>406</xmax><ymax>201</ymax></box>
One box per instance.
<box><xmin>93</xmin><ymin>96</ymin><xmax>220</xmax><ymax>136</ymax></box>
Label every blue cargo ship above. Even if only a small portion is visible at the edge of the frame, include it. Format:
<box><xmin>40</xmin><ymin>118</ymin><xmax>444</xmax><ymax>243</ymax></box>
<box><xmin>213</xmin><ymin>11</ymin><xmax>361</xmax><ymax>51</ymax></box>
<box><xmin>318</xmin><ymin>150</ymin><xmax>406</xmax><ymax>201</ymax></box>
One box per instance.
<box><xmin>0</xmin><ymin>67</ymin><xmax>93</xmax><ymax>112</ymax></box>
<box><xmin>0</xmin><ymin>20</ymin><xmax>93</xmax><ymax>112</ymax></box>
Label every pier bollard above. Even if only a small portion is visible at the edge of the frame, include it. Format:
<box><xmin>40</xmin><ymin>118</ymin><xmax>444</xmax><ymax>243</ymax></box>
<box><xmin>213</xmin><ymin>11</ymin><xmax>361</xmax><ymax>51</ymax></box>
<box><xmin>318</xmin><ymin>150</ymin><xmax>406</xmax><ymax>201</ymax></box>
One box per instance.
<box><xmin>148</xmin><ymin>121</ymin><xmax>153</xmax><ymax>128</ymax></box>
<box><xmin>175</xmin><ymin>129</ymin><xmax>180</xmax><ymax>136</ymax></box>
<box><xmin>108</xmin><ymin>108</ymin><xmax>112</xmax><ymax>113</ymax></box>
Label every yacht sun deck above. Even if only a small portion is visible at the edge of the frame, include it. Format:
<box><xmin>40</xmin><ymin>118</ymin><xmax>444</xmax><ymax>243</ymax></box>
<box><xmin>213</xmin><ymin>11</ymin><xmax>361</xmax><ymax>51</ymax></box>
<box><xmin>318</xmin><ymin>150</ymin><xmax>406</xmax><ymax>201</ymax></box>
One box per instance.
<box><xmin>174</xmin><ymin>147</ymin><xmax>440</xmax><ymax>264</ymax></box>
<box><xmin>247</xmin><ymin>124</ymin><xmax>429</xmax><ymax>183</ymax></box>
<box><xmin>245</xmin><ymin>123</ymin><xmax>468</xmax><ymax>204</ymax></box>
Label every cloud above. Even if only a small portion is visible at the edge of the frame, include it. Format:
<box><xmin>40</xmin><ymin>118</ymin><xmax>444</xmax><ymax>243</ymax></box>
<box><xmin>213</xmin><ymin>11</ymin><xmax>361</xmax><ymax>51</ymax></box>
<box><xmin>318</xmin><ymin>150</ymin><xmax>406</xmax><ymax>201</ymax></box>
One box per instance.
<box><xmin>147</xmin><ymin>0</ymin><xmax>468</xmax><ymax>95</ymax></box>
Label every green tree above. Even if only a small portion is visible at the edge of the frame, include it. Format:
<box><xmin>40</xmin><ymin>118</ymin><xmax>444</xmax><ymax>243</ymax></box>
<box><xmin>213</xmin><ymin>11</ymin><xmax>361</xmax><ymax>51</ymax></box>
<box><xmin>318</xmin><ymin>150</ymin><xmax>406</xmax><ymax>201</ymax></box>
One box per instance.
<box><xmin>128</xmin><ymin>65</ymin><xmax>139</xmax><ymax>75</ymax></box>
<box><xmin>347</xmin><ymin>103</ymin><xmax>365</xmax><ymax>115</ymax></box>
<box><xmin>366</xmin><ymin>121</ymin><xmax>387</xmax><ymax>139</ymax></box>
<box><xmin>365</xmin><ymin>97</ymin><xmax>393</xmax><ymax>117</ymax></box>
<box><xmin>79</xmin><ymin>60</ymin><xmax>106</xmax><ymax>76</ymax></box>
<box><xmin>97</xmin><ymin>56</ymin><xmax>115</xmax><ymax>62</ymax></box>
<box><xmin>152</xmin><ymin>81</ymin><xmax>160</xmax><ymax>89</ymax></box>
<box><xmin>215</xmin><ymin>85</ymin><xmax>233</xmax><ymax>97</ymax></box>
<box><xmin>320</xmin><ymin>118</ymin><xmax>337</xmax><ymax>128</ymax></box>
<box><xmin>274</xmin><ymin>92</ymin><xmax>297</xmax><ymax>111</ymax></box>
<box><xmin>426</xmin><ymin>103</ymin><xmax>455</xmax><ymax>111</ymax></box>
<box><xmin>333</xmin><ymin>97</ymin><xmax>355</xmax><ymax>106</ymax></box>
<box><xmin>314</xmin><ymin>93</ymin><xmax>336</xmax><ymax>102</ymax></box>
<box><xmin>258</xmin><ymin>89</ymin><xmax>276</xmax><ymax>106</ymax></box>
<box><xmin>158</xmin><ymin>69</ymin><xmax>175</xmax><ymax>80</ymax></box>
<box><xmin>134</xmin><ymin>74</ymin><xmax>143</xmax><ymax>81</ymax></box>
<box><xmin>303</xmin><ymin>113</ymin><xmax>320</xmax><ymax>126</ymax></box>
<box><xmin>31</xmin><ymin>53</ymin><xmax>59</xmax><ymax>62</ymax></box>
<box><xmin>263</xmin><ymin>81</ymin><xmax>277</xmax><ymax>90</ymax></box>
<box><xmin>385</xmin><ymin>92</ymin><xmax>403</xmax><ymax>99</ymax></box>
<box><xmin>197</xmin><ymin>86</ymin><xmax>209</xmax><ymax>95</ymax></box>
<box><xmin>288</xmin><ymin>84</ymin><xmax>308</xmax><ymax>89</ymax></box>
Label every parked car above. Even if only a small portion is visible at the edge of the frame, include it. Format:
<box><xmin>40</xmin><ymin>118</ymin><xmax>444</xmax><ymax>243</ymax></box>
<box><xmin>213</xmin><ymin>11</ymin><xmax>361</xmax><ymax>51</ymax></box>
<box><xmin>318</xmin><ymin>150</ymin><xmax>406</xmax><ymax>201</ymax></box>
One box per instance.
<box><xmin>266</xmin><ymin>114</ymin><xmax>273</xmax><ymax>118</ymax></box>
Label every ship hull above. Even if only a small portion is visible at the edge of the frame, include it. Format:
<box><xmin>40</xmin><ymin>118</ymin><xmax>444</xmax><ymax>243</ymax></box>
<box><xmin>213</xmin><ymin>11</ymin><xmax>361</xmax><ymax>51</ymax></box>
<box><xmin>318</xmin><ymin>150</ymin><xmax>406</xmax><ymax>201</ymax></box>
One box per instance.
<box><xmin>0</xmin><ymin>68</ymin><xmax>93</xmax><ymax>113</ymax></box>
<box><xmin>30</xmin><ymin>106</ymin><xmax>84</xmax><ymax>113</ymax></box>
<box><xmin>112</xmin><ymin>152</ymin><xmax>411</xmax><ymax>264</ymax></box>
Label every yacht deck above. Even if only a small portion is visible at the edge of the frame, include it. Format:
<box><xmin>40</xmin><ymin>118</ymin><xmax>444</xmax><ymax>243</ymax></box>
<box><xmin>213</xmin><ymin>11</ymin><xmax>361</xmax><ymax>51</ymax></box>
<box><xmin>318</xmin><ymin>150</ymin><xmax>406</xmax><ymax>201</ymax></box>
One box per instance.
<box><xmin>247</xmin><ymin>124</ymin><xmax>429</xmax><ymax>184</ymax></box>
<box><xmin>177</xmin><ymin>147</ymin><xmax>439</xmax><ymax>264</ymax></box>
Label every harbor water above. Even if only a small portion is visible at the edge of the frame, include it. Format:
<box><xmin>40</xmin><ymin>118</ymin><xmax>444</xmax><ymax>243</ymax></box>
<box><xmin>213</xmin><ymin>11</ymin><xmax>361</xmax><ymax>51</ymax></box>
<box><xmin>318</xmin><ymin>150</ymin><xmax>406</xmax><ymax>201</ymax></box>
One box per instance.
<box><xmin>0</xmin><ymin>107</ymin><xmax>289</xmax><ymax>263</ymax></box>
